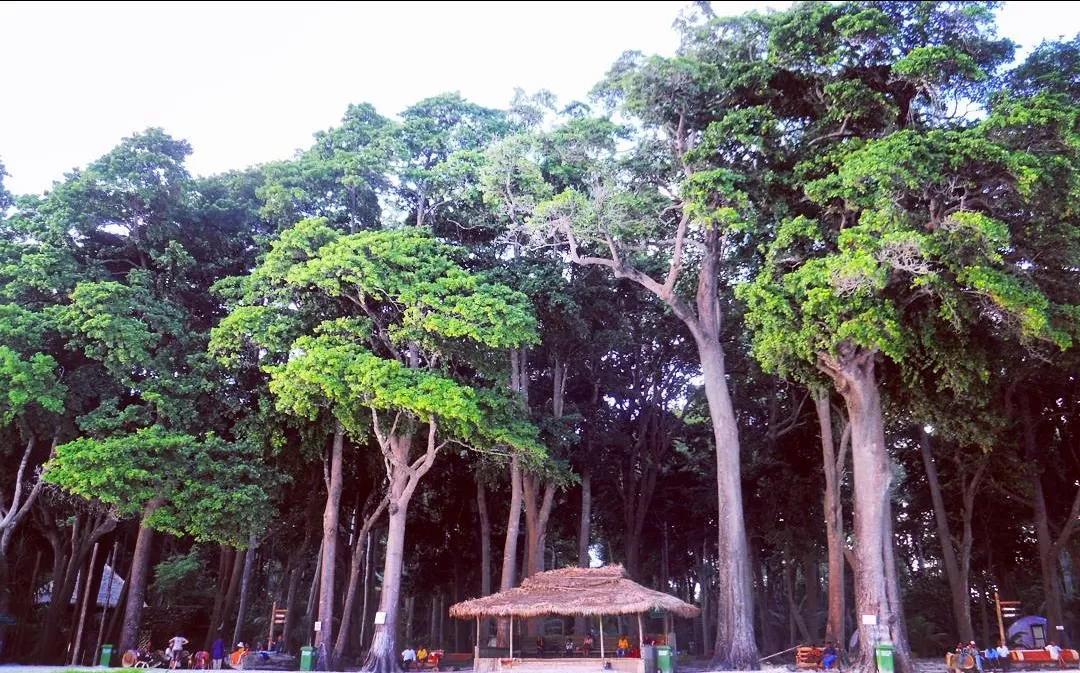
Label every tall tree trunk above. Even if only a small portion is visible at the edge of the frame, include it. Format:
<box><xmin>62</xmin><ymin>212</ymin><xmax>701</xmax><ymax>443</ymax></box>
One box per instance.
<box><xmin>816</xmin><ymin>389</ymin><xmax>848</xmax><ymax>647</ymax></box>
<box><xmin>232</xmin><ymin>533</ymin><xmax>257</xmax><ymax>649</ymax></box>
<box><xmin>819</xmin><ymin>346</ymin><xmax>909</xmax><ymax>673</ymax></box>
<box><xmin>496</xmin><ymin>456</ymin><xmax>523</xmax><ymax>647</ymax></box>
<box><xmin>222</xmin><ymin>547</ymin><xmax>247</xmax><ymax>646</ymax></box>
<box><xmin>361</xmin><ymin>414</ymin><xmax>443</xmax><ymax>673</ymax></box>
<box><xmin>477</xmin><ymin>478</ymin><xmax>493</xmax><ymax>640</ymax></box>
<box><xmin>205</xmin><ymin>547</ymin><xmax>235</xmax><ymax>651</ymax></box>
<box><xmin>697</xmin><ymin>331</ymin><xmax>757</xmax><ymax>669</ymax></box>
<box><xmin>317</xmin><ymin>425</ymin><xmax>345</xmax><ymax>665</ymax></box>
<box><xmin>119</xmin><ymin>498</ymin><xmax>165</xmax><ymax>653</ymax></box>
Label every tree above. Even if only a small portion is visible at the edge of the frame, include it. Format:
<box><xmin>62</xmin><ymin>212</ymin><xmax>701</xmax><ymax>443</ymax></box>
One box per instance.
<box><xmin>43</xmin><ymin>426</ymin><xmax>270</xmax><ymax>652</ymax></box>
<box><xmin>739</xmin><ymin>87</ymin><xmax>1080</xmax><ymax>673</ymax></box>
<box><xmin>215</xmin><ymin>220</ymin><xmax>540</xmax><ymax>672</ymax></box>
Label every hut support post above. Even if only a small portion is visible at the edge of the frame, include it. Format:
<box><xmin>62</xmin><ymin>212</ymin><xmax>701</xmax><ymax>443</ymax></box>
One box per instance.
<box><xmin>510</xmin><ymin>615</ymin><xmax>514</xmax><ymax>659</ymax></box>
<box><xmin>637</xmin><ymin>612</ymin><xmax>644</xmax><ymax>655</ymax></box>
<box><xmin>599</xmin><ymin>616</ymin><xmax>605</xmax><ymax>660</ymax></box>
<box><xmin>475</xmin><ymin>616</ymin><xmax>480</xmax><ymax>660</ymax></box>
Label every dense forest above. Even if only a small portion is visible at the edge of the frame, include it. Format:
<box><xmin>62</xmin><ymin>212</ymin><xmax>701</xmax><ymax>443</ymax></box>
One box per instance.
<box><xmin>2</xmin><ymin>2</ymin><xmax>1079</xmax><ymax>672</ymax></box>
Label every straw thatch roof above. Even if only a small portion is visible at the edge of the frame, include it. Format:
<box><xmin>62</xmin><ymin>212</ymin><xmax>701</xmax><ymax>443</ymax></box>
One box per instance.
<box><xmin>448</xmin><ymin>565</ymin><xmax>700</xmax><ymax>619</ymax></box>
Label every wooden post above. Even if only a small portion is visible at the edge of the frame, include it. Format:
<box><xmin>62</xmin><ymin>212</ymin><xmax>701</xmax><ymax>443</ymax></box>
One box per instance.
<box><xmin>995</xmin><ymin>592</ymin><xmax>1005</xmax><ymax>647</ymax></box>
<box><xmin>267</xmin><ymin>601</ymin><xmax>277</xmax><ymax>652</ymax></box>
<box><xmin>71</xmin><ymin>542</ymin><xmax>100</xmax><ymax>665</ymax></box>
<box><xmin>510</xmin><ymin>616</ymin><xmax>514</xmax><ymax>659</ymax></box>
<box><xmin>637</xmin><ymin>612</ymin><xmax>644</xmax><ymax>655</ymax></box>
<box><xmin>599</xmin><ymin>616</ymin><xmax>605</xmax><ymax>660</ymax></box>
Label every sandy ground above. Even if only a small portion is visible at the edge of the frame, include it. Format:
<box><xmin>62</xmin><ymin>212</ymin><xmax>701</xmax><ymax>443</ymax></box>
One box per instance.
<box><xmin>0</xmin><ymin>658</ymin><xmax>997</xmax><ymax>673</ymax></box>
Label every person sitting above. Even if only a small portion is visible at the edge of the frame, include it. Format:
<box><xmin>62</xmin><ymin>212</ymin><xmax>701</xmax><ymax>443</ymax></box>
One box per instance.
<box><xmin>583</xmin><ymin>632</ymin><xmax>594</xmax><ymax>658</ymax></box>
<box><xmin>822</xmin><ymin>641</ymin><xmax>838</xmax><ymax>670</ymax></box>
<box><xmin>417</xmin><ymin>646</ymin><xmax>429</xmax><ymax>670</ymax></box>
<box><xmin>230</xmin><ymin>642</ymin><xmax>250</xmax><ymax>668</ymax></box>
<box><xmin>996</xmin><ymin>640</ymin><xmax>1011</xmax><ymax>672</ymax></box>
<box><xmin>1045</xmin><ymin>641</ymin><xmax>1064</xmax><ymax>669</ymax></box>
<box><xmin>617</xmin><ymin>635</ymin><xmax>629</xmax><ymax>657</ymax></box>
<box><xmin>402</xmin><ymin>646</ymin><xmax>417</xmax><ymax>671</ymax></box>
<box><xmin>272</xmin><ymin>635</ymin><xmax>284</xmax><ymax>654</ymax></box>
<box><xmin>566</xmin><ymin>638</ymin><xmax>575</xmax><ymax>657</ymax></box>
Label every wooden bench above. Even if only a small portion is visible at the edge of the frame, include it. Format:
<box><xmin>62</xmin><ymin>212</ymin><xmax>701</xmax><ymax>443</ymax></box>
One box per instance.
<box><xmin>796</xmin><ymin>646</ymin><xmax>839</xmax><ymax>670</ymax></box>
<box><xmin>1009</xmin><ymin>649</ymin><xmax>1080</xmax><ymax>666</ymax></box>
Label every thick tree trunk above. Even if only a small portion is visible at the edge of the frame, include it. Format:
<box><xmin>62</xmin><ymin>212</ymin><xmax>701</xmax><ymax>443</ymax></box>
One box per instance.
<box><xmin>317</xmin><ymin>425</ymin><xmax>345</xmax><ymax>664</ymax></box>
<box><xmin>495</xmin><ymin>456</ymin><xmax>523</xmax><ymax>647</ymax></box>
<box><xmin>222</xmin><ymin>547</ymin><xmax>246</xmax><ymax>645</ymax></box>
<box><xmin>816</xmin><ymin>389</ymin><xmax>847</xmax><ymax>647</ymax></box>
<box><xmin>361</xmin><ymin>416</ymin><xmax>442</xmax><ymax>673</ymax></box>
<box><xmin>119</xmin><ymin>498</ymin><xmax>165</xmax><ymax>653</ymax></box>
<box><xmin>697</xmin><ymin>333</ymin><xmax>758</xmax><ymax>669</ymax></box>
<box><xmin>204</xmin><ymin>546</ymin><xmax>235</xmax><ymax>651</ymax></box>
<box><xmin>232</xmin><ymin>533</ymin><xmax>257</xmax><ymax>649</ymax></box>
<box><xmin>820</xmin><ymin>347</ymin><xmax>909</xmax><ymax>673</ymax></box>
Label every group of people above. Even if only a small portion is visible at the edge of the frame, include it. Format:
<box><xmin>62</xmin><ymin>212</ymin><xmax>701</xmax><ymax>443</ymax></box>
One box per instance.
<box><xmin>953</xmin><ymin>638</ymin><xmax>1071</xmax><ymax>671</ymax></box>
<box><xmin>401</xmin><ymin>645</ymin><xmax>438</xmax><ymax>670</ymax></box>
<box><xmin>158</xmin><ymin>633</ymin><xmax>285</xmax><ymax>670</ymax></box>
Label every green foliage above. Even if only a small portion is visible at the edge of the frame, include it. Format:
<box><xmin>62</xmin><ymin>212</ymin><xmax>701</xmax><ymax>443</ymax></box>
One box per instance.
<box><xmin>43</xmin><ymin>426</ymin><xmax>271</xmax><ymax>546</ymax></box>
<box><xmin>0</xmin><ymin>346</ymin><xmax>66</xmax><ymax>424</ymax></box>
<box><xmin>217</xmin><ymin>219</ymin><xmax>542</xmax><ymax>462</ymax></box>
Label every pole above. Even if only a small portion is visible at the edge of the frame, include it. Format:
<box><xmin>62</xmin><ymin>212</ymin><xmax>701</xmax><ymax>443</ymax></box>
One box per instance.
<box><xmin>268</xmin><ymin>601</ymin><xmax>276</xmax><ymax>653</ymax></box>
<box><xmin>71</xmin><ymin>542</ymin><xmax>101</xmax><ymax>665</ymax></box>
<box><xmin>94</xmin><ymin>541</ymin><xmax>120</xmax><ymax>664</ymax></box>
<box><xmin>510</xmin><ymin>616</ymin><xmax>514</xmax><ymax>659</ymax></box>
<box><xmin>637</xmin><ymin>613</ymin><xmax>644</xmax><ymax>654</ymax></box>
<box><xmin>995</xmin><ymin>591</ymin><xmax>1005</xmax><ymax>647</ymax></box>
<box><xmin>599</xmin><ymin>615</ymin><xmax>605</xmax><ymax>660</ymax></box>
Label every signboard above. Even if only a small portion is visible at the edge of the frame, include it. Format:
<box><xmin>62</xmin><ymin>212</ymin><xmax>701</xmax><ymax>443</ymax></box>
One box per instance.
<box><xmin>314</xmin><ymin>621</ymin><xmax>322</xmax><ymax>632</ymax></box>
<box><xmin>375</xmin><ymin>612</ymin><xmax>387</xmax><ymax>625</ymax></box>
<box><xmin>861</xmin><ymin>615</ymin><xmax>878</xmax><ymax>626</ymax></box>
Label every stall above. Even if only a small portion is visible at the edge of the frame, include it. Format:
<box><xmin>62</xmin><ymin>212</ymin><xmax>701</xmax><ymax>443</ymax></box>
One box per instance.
<box><xmin>449</xmin><ymin>565</ymin><xmax>699</xmax><ymax>673</ymax></box>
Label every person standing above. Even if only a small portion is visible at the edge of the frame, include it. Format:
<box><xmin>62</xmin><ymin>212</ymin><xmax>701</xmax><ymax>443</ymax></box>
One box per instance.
<box><xmin>168</xmin><ymin>634</ymin><xmax>189</xmax><ymax>670</ymax></box>
<box><xmin>582</xmin><ymin>632</ymin><xmax>594</xmax><ymax>658</ymax></box>
<box><xmin>211</xmin><ymin>636</ymin><xmax>225</xmax><ymax>670</ymax></box>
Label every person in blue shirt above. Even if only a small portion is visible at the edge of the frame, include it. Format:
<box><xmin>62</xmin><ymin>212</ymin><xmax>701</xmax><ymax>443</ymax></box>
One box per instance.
<box><xmin>822</xmin><ymin>641</ymin><xmax>838</xmax><ymax>670</ymax></box>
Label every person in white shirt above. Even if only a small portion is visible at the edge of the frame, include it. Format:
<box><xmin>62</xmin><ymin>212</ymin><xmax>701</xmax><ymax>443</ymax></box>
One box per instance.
<box><xmin>1045</xmin><ymin>641</ymin><xmax>1064</xmax><ymax>668</ymax></box>
<box><xmin>402</xmin><ymin>646</ymin><xmax>417</xmax><ymax>671</ymax></box>
<box><xmin>996</xmin><ymin>640</ymin><xmax>1010</xmax><ymax>672</ymax></box>
<box><xmin>168</xmin><ymin>634</ymin><xmax>189</xmax><ymax>670</ymax></box>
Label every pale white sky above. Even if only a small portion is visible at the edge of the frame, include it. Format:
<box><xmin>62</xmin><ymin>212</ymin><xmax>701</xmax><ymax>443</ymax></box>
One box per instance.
<box><xmin>0</xmin><ymin>1</ymin><xmax>1077</xmax><ymax>196</ymax></box>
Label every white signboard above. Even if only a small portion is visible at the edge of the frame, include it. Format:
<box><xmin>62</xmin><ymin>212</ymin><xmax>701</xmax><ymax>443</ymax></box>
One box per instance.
<box><xmin>314</xmin><ymin>621</ymin><xmax>322</xmax><ymax>632</ymax></box>
<box><xmin>861</xmin><ymin>614</ymin><xmax>878</xmax><ymax>625</ymax></box>
<box><xmin>375</xmin><ymin>612</ymin><xmax>387</xmax><ymax>625</ymax></box>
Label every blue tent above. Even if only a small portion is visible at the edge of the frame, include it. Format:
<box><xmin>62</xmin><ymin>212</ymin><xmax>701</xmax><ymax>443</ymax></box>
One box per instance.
<box><xmin>1007</xmin><ymin>616</ymin><xmax>1048</xmax><ymax>649</ymax></box>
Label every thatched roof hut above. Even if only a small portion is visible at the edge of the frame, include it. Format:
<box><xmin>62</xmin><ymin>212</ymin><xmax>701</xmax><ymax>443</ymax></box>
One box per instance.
<box><xmin>449</xmin><ymin>565</ymin><xmax>700</xmax><ymax>619</ymax></box>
